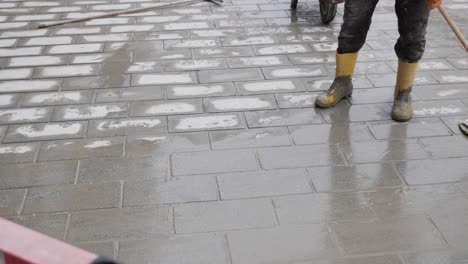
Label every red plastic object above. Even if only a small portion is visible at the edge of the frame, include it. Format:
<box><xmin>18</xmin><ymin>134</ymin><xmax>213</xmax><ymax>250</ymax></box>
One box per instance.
<box><xmin>0</xmin><ymin>217</ymin><xmax>97</xmax><ymax>264</ymax></box>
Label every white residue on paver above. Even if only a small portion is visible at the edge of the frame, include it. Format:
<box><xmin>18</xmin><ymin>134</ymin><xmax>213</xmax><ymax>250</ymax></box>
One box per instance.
<box><xmin>254</xmin><ymin>133</ymin><xmax>269</xmax><ymax>139</ymax></box>
<box><xmin>96</xmin><ymin>119</ymin><xmax>161</xmax><ymax>130</ymax></box>
<box><xmin>414</xmin><ymin>106</ymin><xmax>462</xmax><ymax>115</ymax></box>
<box><xmin>282</xmin><ymin>94</ymin><xmax>315</xmax><ymax>105</ymax></box>
<box><xmin>72</xmin><ymin>54</ymin><xmax>110</xmax><ymax>64</ymax></box>
<box><xmin>420</xmin><ymin>61</ymin><xmax>450</xmax><ymax>70</ymax></box>
<box><xmin>243</xmin><ymin>80</ymin><xmax>297</xmax><ymax>92</ymax></box>
<box><xmin>173</xmin><ymin>85</ymin><xmax>224</xmax><ymax>96</ymax></box>
<box><xmin>441</xmin><ymin>75</ymin><xmax>468</xmax><ymax>83</ymax></box>
<box><xmin>171</xmin><ymin>8</ymin><xmax>204</xmax><ymax>14</ymax></box>
<box><xmin>110</xmin><ymin>25</ymin><xmax>155</xmax><ymax>33</ymax></box>
<box><xmin>137</xmin><ymin>73</ymin><xmax>193</xmax><ymax>85</ymax></box>
<box><xmin>313</xmin><ymin>43</ymin><xmax>338</xmax><ymax>52</ymax></box>
<box><xmin>48</xmin><ymin>44</ymin><xmax>101</xmax><ymax>54</ymax></box>
<box><xmin>210</xmin><ymin>98</ymin><xmax>271</xmax><ymax>110</ymax></box>
<box><xmin>137</xmin><ymin>136</ymin><xmax>167</xmax><ymax>142</ymax></box>
<box><xmin>173</xmin><ymin>39</ymin><xmax>217</xmax><ymax>48</ymax></box>
<box><xmin>175</xmin><ymin>114</ymin><xmax>239</xmax><ymax>130</ymax></box>
<box><xmin>173</xmin><ymin>59</ymin><xmax>221</xmax><ymax>70</ymax></box>
<box><xmin>84</xmin><ymin>140</ymin><xmax>112</xmax><ymax>148</ymax></box>
<box><xmin>142</xmin><ymin>16</ymin><xmax>182</xmax><ymax>23</ymax></box>
<box><xmin>258</xmin><ymin>116</ymin><xmax>282</xmax><ymax>125</ymax></box>
<box><xmin>164</xmin><ymin>22</ymin><xmax>209</xmax><ymax>30</ymax></box>
<box><xmin>28</xmin><ymin>92</ymin><xmax>82</xmax><ymax>104</ymax></box>
<box><xmin>63</xmin><ymin>105</ymin><xmax>123</xmax><ymax>119</ymax></box>
<box><xmin>15</xmin><ymin>123</ymin><xmax>82</xmax><ymax>138</ymax></box>
<box><xmin>437</xmin><ymin>90</ymin><xmax>462</xmax><ymax>97</ymax></box>
<box><xmin>258</xmin><ymin>44</ymin><xmax>307</xmax><ymax>54</ymax></box>
<box><xmin>10</xmin><ymin>56</ymin><xmax>64</xmax><ymax>67</ymax></box>
<box><xmin>0</xmin><ymin>95</ymin><xmax>14</xmax><ymax>106</ymax></box>
<box><xmin>128</xmin><ymin>62</ymin><xmax>158</xmax><ymax>73</ymax></box>
<box><xmin>0</xmin><ymin>80</ymin><xmax>59</xmax><ymax>93</ymax></box>
<box><xmin>199</xmin><ymin>48</ymin><xmax>223</xmax><ymax>55</ymax></box>
<box><xmin>0</xmin><ymin>108</ymin><xmax>48</xmax><ymax>121</ymax></box>
<box><xmin>228</xmin><ymin>36</ymin><xmax>274</xmax><ymax>46</ymax></box>
<box><xmin>192</xmin><ymin>29</ymin><xmax>236</xmax><ymax>37</ymax></box>
<box><xmin>446</xmin><ymin>3</ymin><xmax>468</xmax><ymax>9</ymax></box>
<box><xmin>270</xmin><ymin>68</ymin><xmax>323</xmax><ymax>78</ymax></box>
<box><xmin>238</xmin><ymin>56</ymin><xmax>282</xmax><ymax>66</ymax></box>
<box><xmin>0</xmin><ymin>145</ymin><xmax>32</xmax><ymax>154</ymax></box>
<box><xmin>146</xmin><ymin>102</ymin><xmax>196</xmax><ymax>114</ymax></box>
<box><xmin>160</xmin><ymin>54</ymin><xmax>187</xmax><ymax>59</ymax></box>
<box><xmin>0</xmin><ymin>68</ymin><xmax>32</xmax><ymax>80</ymax></box>
<box><xmin>41</xmin><ymin>65</ymin><xmax>95</xmax><ymax>77</ymax></box>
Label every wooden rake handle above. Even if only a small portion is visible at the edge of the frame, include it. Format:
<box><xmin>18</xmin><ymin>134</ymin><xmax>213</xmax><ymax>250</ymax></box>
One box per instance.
<box><xmin>437</xmin><ymin>5</ymin><xmax>468</xmax><ymax>52</ymax></box>
<box><xmin>37</xmin><ymin>0</ymin><xmax>201</xmax><ymax>28</ymax></box>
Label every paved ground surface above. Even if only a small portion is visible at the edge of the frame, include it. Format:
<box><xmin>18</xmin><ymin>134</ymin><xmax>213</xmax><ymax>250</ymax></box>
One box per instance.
<box><xmin>0</xmin><ymin>0</ymin><xmax>468</xmax><ymax>263</ymax></box>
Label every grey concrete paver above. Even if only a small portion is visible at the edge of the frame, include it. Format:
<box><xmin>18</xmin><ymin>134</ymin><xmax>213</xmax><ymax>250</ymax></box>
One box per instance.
<box><xmin>1</xmin><ymin>0</ymin><xmax>468</xmax><ymax>262</ymax></box>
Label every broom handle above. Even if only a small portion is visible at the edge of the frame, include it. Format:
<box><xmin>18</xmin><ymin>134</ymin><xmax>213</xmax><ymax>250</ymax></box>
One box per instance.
<box><xmin>37</xmin><ymin>0</ymin><xmax>198</xmax><ymax>28</ymax></box>
<box><xmin>437</xmin><ymin>5</ymin><xmax>468</xmax><ymax>52</ymax></box>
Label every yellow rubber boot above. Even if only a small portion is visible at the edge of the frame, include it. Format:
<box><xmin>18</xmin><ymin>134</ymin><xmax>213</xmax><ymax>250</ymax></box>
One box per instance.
<box><xmin>315</xmin><ymin>52</ymin><xmax>358</xmax><ymax>108</ymax></box>
<box><xmin>391</xmin><ymin>60</ymin><xmax>418</xmax><ymax>122</ymax></box>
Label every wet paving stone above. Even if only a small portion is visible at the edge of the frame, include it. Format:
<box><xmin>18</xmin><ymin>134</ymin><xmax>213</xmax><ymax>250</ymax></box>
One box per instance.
<box><xmin>274</xmin><ymin>192</ymin><xmax>375</xmax><ymax>224</ymax></box>
<box><xmin>130</xmin><ymin>99</ymin><xmax>203</xmax><ymax>117</ymax></box>
<box><xmin>4</xmin><ymin>122</ymin><xmax>86</xmax><ymax>143</ymax></box>
<box><xmin>0</xmin><ymin>142</ymin><xmax>40</xmax><ymax>164</ymax></box>
<box><xmin>88</xmin><ymin>117</ymin><xmax>166</xmax><ymax>137</ymax></box>
<box><xmin>38</xmin><ymin>137</ymin><xmax>124</xmax><ymax>161</ymax></box>
<box><xmin>61</xmin><ymin>75</ymin><xmax>130</xmax><ymax>90</ymax></box>
<box><xmin>0</xmin><ymin>189</ymin><xmax>26</xmax><ymax>216</ymax></box>
<box><xmin>7</xmin><ymin>213</ymin><xmax>68</xmax><ymax>240</ymax></box>
<box><xmin>172</xmin><ymin>149</ymin><xmax>258</xmax><ymax>176</ymax></box>
<box><xmin>368</xmin><ymin>118</ymin><xmax>452</xmax><ymax>139</ymax></box>
<box><xmin>440</xmin><ymin>115</ymin><xmax>468</xmax><ymax>135</ymax></box>
<box><xmin>308</xmin><ymin>163</ymin><xmax>404</xmax><ymax>192</ymax></box>
<box><xmin>0</xmin><ymin>107</ymin><xmax>52</xmax><ymax>124</ymax></box>
<box><xmin>168</xmin><ymin>113</ymin><xmax>246</xmax><ymax>132</ymax></box>
<box><xmin>228</xmin><ymin>224</ymin><xmax>340</xmax><ymax>264</ymax></box>
<box><xmin>414</xmin><ymin>83</ymin><xmax>468</xmax><ymax>100</ymax></box>
<box><xmin>175</xmin><ymin>198</ymin><xmax>276</xmax><ymax>233</ymax></box>
<box><xmin>401</xmin><ymin>250</ymin><xmax>468</xmax><ymax>264</ymax></box>
<box><xmin>396</xmin><ymin>157</ymin><xmax>468</xmax><ymax>185</ymax></box>
<box><xmin>118</xmin><ymin>234</ymin><xmax>230</xmax><ymax>264</ymax></box>
<box><xmin>413</xmin><ymin>99</ymin><xmax>468</xmax><ymax>117</ymax></box>
<box><xmin>331</xmin><ymin>215</ymin><xmax>447</xmax><ymax>254</ymax></box>
<box><xmin>258</xmin><ymin>145</ymin><xmax>345</xmax><ymax>169</ymax></box>
<box><xmin>217</xmin><ymin>169</ymin><xmax>311</xmax><ymax>200</ymax></box>
<box><xmin>67</xmin><ymin>206</ymin><xmax>173</xmax><ymax>242</ymax></box>
<box><xmin>8</xmin><ymin>55</ymin><xmax>67</xmax><ymax>67</ymax></box>
<box><xmin>124</xmin><ymin>177</ymin><xmax>218</xmax><ymax>207</ymax></box>
<box><xmin>254</xmin><ymin>44</ymin><xmax>313</xmax><ymax>55</ymax></box>
<box><xmin>210</xmin><ymin>127</ymin><xmax>291</xmax><ymax>149</ymax></box>
<box><xmin>0</xmin><ymin>160</ymin><xmax>77</xmax><ymax>189</ymax></box>
<box><xmin>289</xmin><ymin>123</ymin><xmax>373</xmax><ymax>144</ymax></box>
<box><xmin>167</xmin><ymin>83</ymin><xmax>236</xmax><ymax>99</ymax></box>
<box><xmin>78</xmin><ymin>156</ymin><xmax>169</xmax><ymax>183</ymax></box>
<box><xmin>245</xmin><ymin>108</ymin><xmax>323</xmax><ymax>127</ymax></box>
<box><xmin>24</xmin><ymin>182</ymin><xmax>121</xmax><ymax>214</ymax></box>
<box><xmin>165</xmin><ymin>58</ymin><xmax>227</xmax><ymax>71</ymax></box>
<box><xmin>320</xmin><ymin>102</ymin><xmax>393</xmax><ymax>123</ymax></box>
<box><xmin>341</xmin><ymin>140</ymin><xmax>428</xmax><ymax>163</ymax></box>
<box><xmin>126</xmin><ymin>132</ymin><xmax>210</xmax><ymax>156</ymax></box>
<box><xmin>74</xmin><ymin>241</ymin><xmax>115</xmax><ymax>259</ymax></box>
<box><xmin>419</xmin><ymin>135</ymin><xmax>468</xmax><ymax>159</ymax></box>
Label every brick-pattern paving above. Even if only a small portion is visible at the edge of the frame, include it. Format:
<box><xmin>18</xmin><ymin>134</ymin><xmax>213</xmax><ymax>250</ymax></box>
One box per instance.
<box><xmin>0</xmin><ymin>0</ymin><xmax>468</xmax><ymax>262</ymax></box>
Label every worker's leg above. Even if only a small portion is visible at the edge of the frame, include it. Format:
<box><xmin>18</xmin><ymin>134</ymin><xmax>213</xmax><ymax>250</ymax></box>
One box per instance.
<box><xmin>392</xmin><ymin>0</ymin><xmax>431</xmax><ymax>121</ymax></box>
<box><xmin>316</xmin><ymin>0</ymin><xmax>379</xmax><ymax>108</ymax></box>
